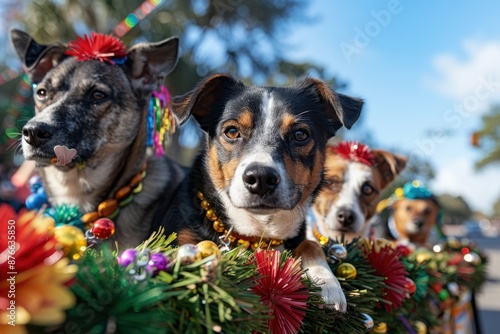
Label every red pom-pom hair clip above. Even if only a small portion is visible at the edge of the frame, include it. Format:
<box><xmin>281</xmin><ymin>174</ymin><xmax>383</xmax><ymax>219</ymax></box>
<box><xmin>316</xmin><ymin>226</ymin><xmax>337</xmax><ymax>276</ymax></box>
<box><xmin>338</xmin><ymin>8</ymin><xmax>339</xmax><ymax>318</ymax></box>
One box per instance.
<box><xmin>331</xmin><ymin>141</ymin><xmax>375</xmax><ymax>166</ymax></box>
<box><xmin>65</xmin><ymin>33</ymin><xmax>127</xmax><ymax>64</ymax></box>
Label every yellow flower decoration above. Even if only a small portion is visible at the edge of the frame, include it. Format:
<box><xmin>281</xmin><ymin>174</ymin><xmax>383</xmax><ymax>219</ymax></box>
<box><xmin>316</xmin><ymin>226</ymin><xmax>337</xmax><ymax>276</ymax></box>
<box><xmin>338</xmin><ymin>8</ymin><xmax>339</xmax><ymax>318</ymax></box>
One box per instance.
<box><xmin>0</xmin><ymin>211</ymin><xmax>77</xmax><ymax>333</ymax></box>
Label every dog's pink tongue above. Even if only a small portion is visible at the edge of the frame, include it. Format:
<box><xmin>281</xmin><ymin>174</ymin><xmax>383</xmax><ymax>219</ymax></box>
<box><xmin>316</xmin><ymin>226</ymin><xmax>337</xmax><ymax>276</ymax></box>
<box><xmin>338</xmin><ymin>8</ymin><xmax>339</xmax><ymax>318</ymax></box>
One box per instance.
<box><xmin>54</xmin><ymin>145</ymin><xmax>77</xmax><ymax>166</ymax></box>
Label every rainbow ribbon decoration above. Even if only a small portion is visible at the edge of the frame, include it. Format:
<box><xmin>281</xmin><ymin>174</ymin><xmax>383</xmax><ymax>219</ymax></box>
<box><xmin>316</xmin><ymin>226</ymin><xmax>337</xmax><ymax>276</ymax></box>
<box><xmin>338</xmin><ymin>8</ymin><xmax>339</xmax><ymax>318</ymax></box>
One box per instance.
<box><xmin>147</xmin><ymin>86</ymin><xmax>175</xmax><ymax>157</ymax></box>
<box><xmin>0</xmin><ymin>68</ymin><xmax>20</xmax><ymax>85</ymax></box>
<box><xmin>114</xmin><ymin>0</ymin><xmax>164</xmax><ymax>37</ymax></box>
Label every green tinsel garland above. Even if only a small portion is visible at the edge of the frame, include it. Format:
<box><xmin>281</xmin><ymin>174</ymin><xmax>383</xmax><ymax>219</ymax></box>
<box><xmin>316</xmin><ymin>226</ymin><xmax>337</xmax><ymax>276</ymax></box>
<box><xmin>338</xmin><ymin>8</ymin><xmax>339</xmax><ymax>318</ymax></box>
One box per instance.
<box><xmin>46</xmin><ymin>204</ymin><xmax>83</xmax><ymax>228</ymax></box>
<box><xmin>440</xmin><ymin>238</ymin><xmax>488</xmax><ymax>292</ymax></box>
<box><xmin>323</xmin><ymin>237</ymin><xmax>386</xmax><ymax>334</ymax></box>
<box><xmin>23</xmin><ymin>230</ymin><xmax>488</xmax><ymax>334</ymax></box>
<box><xmin>401</xmin><ymin>257</ymin><xmax>439</xmax><ymax>330</ymax></box>
<box><xmin>64</xmin><ymin>239</ymin><xmax>270</xmax><ymax>334</ymax></box>
<box><xmin>155</xmin><ymin>247</ymin><xmax>269</xmax><ymax>334</ymax></box>
<box><xmin>67</xmin><ymin>247</ymin><xmax>174</xmax><ymax>334</ymax></box>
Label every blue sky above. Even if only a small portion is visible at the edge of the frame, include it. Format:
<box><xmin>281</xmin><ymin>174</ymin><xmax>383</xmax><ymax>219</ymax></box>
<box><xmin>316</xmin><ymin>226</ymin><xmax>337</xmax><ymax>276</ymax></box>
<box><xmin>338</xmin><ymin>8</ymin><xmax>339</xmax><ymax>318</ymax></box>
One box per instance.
<box><xmin>283</xmin><ymin>0</ymin><xmax>500</xmax><ymax>214</ymax></box>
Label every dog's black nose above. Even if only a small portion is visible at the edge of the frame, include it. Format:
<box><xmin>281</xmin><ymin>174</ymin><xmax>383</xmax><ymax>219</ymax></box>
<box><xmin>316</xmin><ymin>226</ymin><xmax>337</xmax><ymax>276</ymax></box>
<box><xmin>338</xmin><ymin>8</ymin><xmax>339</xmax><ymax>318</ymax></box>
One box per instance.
<box><xmin>242</xmin><ymin>163</ymin><xmax>280</xmax><ymax>196</ymax></box>
<box><xmin>414</xmin><ymin>219</ymin><xmax>425</xmax><ymax>229</ymax></box>
<box><xmin>337</xmin><ymin>208</ymin><xmax>355</xmax><ymax>226</ymax></box>
<box><xmin>22</xmin><ymin>122</ymin><xmax>54</xmax><ymax>147</ymax></box>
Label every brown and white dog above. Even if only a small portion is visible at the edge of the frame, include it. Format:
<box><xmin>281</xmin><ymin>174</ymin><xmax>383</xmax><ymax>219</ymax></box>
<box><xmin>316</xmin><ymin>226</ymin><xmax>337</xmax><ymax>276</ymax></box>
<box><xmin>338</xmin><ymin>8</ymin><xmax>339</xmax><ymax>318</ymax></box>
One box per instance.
<box><xmin>377</xmin><ymin>181</ymin><xmax>441</xmax><ymax>246</ymax></box>
<box><xmin>154</xmin><ymin>74</ymin><xmax>363</xmax><ymax>311</ymax></box>
<box><xmin>309</xmin><ymin>142</ymin><xmax>407</xmax><ymax>243</ymax></box>
<box><xmin>390</xmin><ymin>197</ymin><xmax>440</xmax><ymax>245</ymax></box>
<box><xmin>11</xmin><ymin>30</ymin><xmax>185</xmax><ymax>248</ymax></box>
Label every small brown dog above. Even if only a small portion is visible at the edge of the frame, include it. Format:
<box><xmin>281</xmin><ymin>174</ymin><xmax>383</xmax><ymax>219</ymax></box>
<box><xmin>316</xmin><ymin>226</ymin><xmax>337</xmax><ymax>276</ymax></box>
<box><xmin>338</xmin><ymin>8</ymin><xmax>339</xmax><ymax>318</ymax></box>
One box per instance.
<box><xmin>386</xmin><ymin>182</ymin><xmax>441</xmax><ymax>245</ymax></box>
<box><xmin>310</xmin><ymin>142</ymin><xmax>407</xmax><ymax>243</ymax></box>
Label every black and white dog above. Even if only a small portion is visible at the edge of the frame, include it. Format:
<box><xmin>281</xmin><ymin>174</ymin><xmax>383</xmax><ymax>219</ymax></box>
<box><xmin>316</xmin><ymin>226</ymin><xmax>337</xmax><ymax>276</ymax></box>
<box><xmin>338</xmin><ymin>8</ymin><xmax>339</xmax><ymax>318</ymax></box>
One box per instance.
<box><xmin>155</xmin><ymin>74</ymin><xmax>363</xmax><ymax>311</ymax></box>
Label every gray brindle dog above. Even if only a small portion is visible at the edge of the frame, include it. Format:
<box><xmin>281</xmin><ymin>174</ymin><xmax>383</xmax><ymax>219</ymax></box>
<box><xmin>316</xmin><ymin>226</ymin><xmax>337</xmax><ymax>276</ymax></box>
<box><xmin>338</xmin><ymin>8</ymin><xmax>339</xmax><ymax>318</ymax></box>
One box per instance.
<box><xmin>11</xmin><ymin>30</ymin><xmax>185</xmax><ymax>248</ymax></box>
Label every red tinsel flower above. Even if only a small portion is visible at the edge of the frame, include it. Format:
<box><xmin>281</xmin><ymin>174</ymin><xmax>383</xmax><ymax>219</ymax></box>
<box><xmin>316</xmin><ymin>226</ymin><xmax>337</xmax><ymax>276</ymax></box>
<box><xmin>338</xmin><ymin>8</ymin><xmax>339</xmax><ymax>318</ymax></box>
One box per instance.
<box><xmin>331</xmin><ymin>141</ymin><xmax>375</xmax><ymax>166</ymax></box>
<box><xmin>395</xmin><ymin>243</ymin><xmax>413</xmax><ymax>258</ymax></box>
<box><xmin>65</xmin><ymin>32</ymin><xmax>127</xmax><ymax>64</ymax></box>
<box><xmin>0</xmin><ymin>210</ymin><xmax>61</xmax><ymax>273</ymax></box>
<box><xmin>365</xmin><ymin>242</ymin><xmax>408</xmax><ymax>312</ymax></box>
<box><xmin>251</xmin><ymin>250</ymin><xmax>309</xmax><ymax>334</ymax></box>
<box><xmin>0</xmin><ymin>203</ymin><xmax>18</xmax><ymax>222</ymax></box>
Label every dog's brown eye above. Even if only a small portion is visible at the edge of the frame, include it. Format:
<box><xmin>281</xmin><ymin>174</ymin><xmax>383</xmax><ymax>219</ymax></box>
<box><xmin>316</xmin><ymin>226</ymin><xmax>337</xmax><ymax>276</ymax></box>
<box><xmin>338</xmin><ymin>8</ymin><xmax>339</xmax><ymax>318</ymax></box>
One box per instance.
<box><xmin>36</xmin><ymin>88</ymin><xmax>47</xmax><ymax>101</ymax></box>
<box><xmin>330</xmin><ymin>182</ymin><xmax>339</xmax><ymax>191</ymax></box>
<box><xmin>325</xmin><ymin>177</ymin><xmax>341</xmax><ymax>192</ymax></box>
<box><xmin>361</xmin><ymin>182</ymin><xmax>374</xmax><ymax>196</ymax></box>
<box><xmin>92</xmin><ymin>91</ymin><xmax>107</xmax><ymax>101</ymax></box>
<box><xmin>224</xmin><ymin>127</ymin><xmax>240</xmax><ymax>139</ymax></box>
<box><xmin>406</xmin><ymin>205</ymin><xmax>412</xmax><ymax>212</ymax></box>
<box><xmin>294</xmin><ymin>130</ymin><xmax>309</xmax><ymax>141</ymax></box>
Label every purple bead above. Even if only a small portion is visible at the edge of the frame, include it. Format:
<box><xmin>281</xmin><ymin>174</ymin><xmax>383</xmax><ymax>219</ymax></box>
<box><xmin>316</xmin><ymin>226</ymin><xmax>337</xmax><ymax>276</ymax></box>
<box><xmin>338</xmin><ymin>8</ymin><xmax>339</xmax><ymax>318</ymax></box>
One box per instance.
<box><xmin>118</xmin><ymin>249</ymin><xmax>137</xmax><ymax>267</ymax></box>
<box><xmin>147</xmin><ymin>253</ymin><xmax>169</xmax><ymax>276</ymax></box>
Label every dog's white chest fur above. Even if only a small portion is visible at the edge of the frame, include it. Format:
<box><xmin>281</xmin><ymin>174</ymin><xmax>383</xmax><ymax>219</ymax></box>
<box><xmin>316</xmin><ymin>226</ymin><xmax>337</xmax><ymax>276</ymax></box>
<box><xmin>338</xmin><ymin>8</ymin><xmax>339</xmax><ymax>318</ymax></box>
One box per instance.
<box><xmin>219</xmin><ymin>191</ymin><xmax>305</xmax><ymax>240</ymax></box>
<box><xmin>41</xmin><ymin>155</ymin><xmax>120</xmax><ymax>212</ymax></box>
<box><xmin>43</xmin><ymin>167</ymin><xmax>96</xmax><ymax>211</ymax></box>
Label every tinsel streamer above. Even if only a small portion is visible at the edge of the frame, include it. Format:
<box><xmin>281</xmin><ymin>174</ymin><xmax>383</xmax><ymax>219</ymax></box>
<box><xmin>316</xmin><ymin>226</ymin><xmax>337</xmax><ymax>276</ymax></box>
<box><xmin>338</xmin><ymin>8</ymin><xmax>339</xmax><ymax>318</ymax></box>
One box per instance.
<box><xmin>149</xmin><ymin>86</ymin><xmax>175</xmax><ymax>157</ymax></box>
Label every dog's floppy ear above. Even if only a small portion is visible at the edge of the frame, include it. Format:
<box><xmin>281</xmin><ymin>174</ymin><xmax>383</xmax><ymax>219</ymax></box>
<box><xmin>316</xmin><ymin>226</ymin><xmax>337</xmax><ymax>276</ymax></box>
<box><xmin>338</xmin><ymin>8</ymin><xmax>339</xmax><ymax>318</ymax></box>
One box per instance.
<box><xmin>372</xmin><ymin>149</ymin><xmax>407</xmax><ymax>189</ymax></box>
<box><xmin>10</xmin><ymin>29</ymin><xmax>66</xmax><ymax>84</ymax></box>
<box><xmin>299</xmin><ymin>78</ymin><xmax>363</xmax><ymax>136</ymax></box>
<box><xmin>170</xmin><ymin>73</ymin><xmax>244</xmax><ymax>127</ymax></box>
<box><xmin>126</xmin><ymin>36</ymin><xmax>179</xmax><ymax>94</ymax></box>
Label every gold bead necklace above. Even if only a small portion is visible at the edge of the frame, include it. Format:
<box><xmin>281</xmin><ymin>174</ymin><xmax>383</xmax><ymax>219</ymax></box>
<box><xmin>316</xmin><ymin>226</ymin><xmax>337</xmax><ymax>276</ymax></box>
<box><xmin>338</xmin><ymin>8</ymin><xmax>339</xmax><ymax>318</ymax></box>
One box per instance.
<box><xmin>197</xmin><ymin>191</ymin><xmax>284</xmax><ymax>250</ymax></box>
<box><xmin>81</xmin><ymin>163</ymin><xmax>147</xmax><ymax>228</ymax></box>
<box><xmin>312</xmin><ymin>225</ymin><xmax>330</xmax><ymax>246</ymax></box>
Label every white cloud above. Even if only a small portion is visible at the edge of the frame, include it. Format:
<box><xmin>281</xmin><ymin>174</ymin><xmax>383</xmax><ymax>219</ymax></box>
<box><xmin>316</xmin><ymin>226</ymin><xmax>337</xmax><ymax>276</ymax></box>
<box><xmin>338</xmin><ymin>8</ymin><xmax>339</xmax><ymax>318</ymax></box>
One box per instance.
<box><xmin>429</xmin><ymin>39</ymin><xmax>500</xmax><ymax>112</ymax></box>
<box><xmin>432</xmin><ymin>156</ymin><xmax>500</xmax><ymax>215</ymax></box>
<box><xmin>427</xmin><ymin>40</ymin><xmax>500</xmax><ymax>215</ymax></box>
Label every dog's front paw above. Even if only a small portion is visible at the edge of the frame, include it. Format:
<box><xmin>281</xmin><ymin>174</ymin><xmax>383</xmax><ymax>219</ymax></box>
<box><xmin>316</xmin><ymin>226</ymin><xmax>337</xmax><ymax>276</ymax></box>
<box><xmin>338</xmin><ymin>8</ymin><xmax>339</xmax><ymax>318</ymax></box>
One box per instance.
<box><xmin>295</xmin><ymin>240</ymin><xmax>348</xmax><ymax>312</ymax></box>
<box><xmin>307</xmin><ymin>264</ymin><xmax>347</xmax><ymax>312</ymax></box>
<box><xmin>319</xmin><ymin>279</ymin><xmax>347</xmax><ymax>312</ymax></box>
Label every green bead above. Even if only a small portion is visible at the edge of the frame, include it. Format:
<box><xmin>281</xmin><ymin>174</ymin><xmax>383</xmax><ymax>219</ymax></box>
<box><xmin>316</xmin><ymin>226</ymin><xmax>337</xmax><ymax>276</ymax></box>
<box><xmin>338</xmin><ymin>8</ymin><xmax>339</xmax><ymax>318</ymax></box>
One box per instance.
<box><xmin>119</xmin><ymin>194</ymin><xmax>134</xmax><ymax>207</ymax></box>
<box><xmin>439</xmin><ymin>289</ymin><xmax>450</xmax><ymax>301</ymax></box>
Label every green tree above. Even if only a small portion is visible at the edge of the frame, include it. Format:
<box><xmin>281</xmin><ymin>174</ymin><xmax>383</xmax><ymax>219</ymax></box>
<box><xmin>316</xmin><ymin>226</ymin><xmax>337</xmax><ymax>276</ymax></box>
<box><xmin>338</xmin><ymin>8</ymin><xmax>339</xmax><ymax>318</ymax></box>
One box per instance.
<box><xmin>475</xmin><ymin>104</ymin><xmax>500</xmax><ymax>169</ymax></box>
<box><xmin>0</xmin><ymin>74</ymin><xmax>31</xmax><ymax>168</ymax></box>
